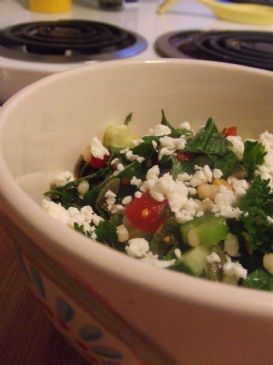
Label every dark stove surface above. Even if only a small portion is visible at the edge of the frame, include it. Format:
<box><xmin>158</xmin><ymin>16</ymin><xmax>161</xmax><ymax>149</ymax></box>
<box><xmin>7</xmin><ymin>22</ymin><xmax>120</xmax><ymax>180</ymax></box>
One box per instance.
<box><xmin>155</xmin><ymin>30</ymin><xmax>273</xmax><ymax>71</ymax></box>
<box><xmin>0</xmin><ymin>20</ymin><xmax>147</xmax><ymax>62</ymax></box>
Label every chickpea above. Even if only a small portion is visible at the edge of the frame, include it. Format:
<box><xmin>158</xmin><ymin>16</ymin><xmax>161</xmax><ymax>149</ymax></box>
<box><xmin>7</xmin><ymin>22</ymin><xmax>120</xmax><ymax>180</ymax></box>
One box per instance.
<box><xmin>197</xmin><ymin>183</ymin><xmax>219</xmax><ymax>200</ymax></box>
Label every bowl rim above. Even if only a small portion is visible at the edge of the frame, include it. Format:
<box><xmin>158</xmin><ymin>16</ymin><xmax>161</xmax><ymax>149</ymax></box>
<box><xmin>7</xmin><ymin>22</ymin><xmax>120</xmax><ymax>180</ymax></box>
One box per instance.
<box><xmin>1</xmin><ymin>58</ymin><xmax>273</xmax><ymax>317</ymax></box>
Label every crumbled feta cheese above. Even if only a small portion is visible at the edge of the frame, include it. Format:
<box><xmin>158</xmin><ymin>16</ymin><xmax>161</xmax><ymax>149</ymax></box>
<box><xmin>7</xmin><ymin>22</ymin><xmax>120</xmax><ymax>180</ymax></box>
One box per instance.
<box><xmin>158</xmin><ymin>147</ymin><xmax>173</xmax><ymax>160</ymax></box>
<box><xmin>227</xmin><ymin>177</ymin><xmax>249</xmax><ymax>198</ymax></box>
<box><xmin>92</xmin><ymin>214</ymin><xmax>104</xmax><ymax>226</ymax></box>
<box><xmin>150</xmin><ymin>173</ymin><xmax>188</xmax><ymax>206</ymax></box>
<box><xmin>126</xmin><ymin>238</ymin><xmax>150</xmax><ymax>258</ymax></box>
<box><xmin>131</xmin><ymin>176</ymin><xmax>142</xmax><ymax>187</ymax></box>
<box><xmin>159</xmin><ymin>135</ymin><xmax>187</xmax><ymax>151</ymax></box>
<box><xmin>117</xmin><ymin>163</ymin><xmax>124</xmax><ymax>172</ymax></box>
<box><xmin>152</xmin><ymin>140</ymin><xmax>157</xmax><ymax>149</ymax></box>
<box><xmin>206</xmin><ymin>252</ymin><xmax>221</xmax><ymax>264</ymax></box>
<box><xmin>150</xmin><ymin>124</ymin><xmax>172</xmax><ymax>136</ymax></box>
<box><xmin>179</xmin><ymin>121</ymin><xmax>192</xmax><ymax>130</ymax></box>
<box><xmin>223</xmin><ymin>256</ymin><xmax>247</xmax><ymax>280</ymax></box>
<box><xmin>52</xmin><ymin>171</ymin><xmax>74</xmax><ymax>187</ymax></box>
<box><xmin>224</xmin><ymin>233</ymin><xmax>240</xmax><ymax>257</ymax></box>
<box><xmin>190</xmin><ymin>165</ymin><xmax>213</xmax><ymax>187</ymax></box>
<box><xmin>105</xmin><ymin>190</ymin><xmax>116</xmax><ymax>211</ymax></box>
<box><xmin>42</xmin><ymin>199</ymin><xmax>69</xmax><ymax>224</ymax></box>
<box><xmin>90</xmin><ymin>137</ymin><xmax>109</xmax><ymax>159</ymax></box>
<box><xmin>267</xmin><ymin>216</ymin><xmax>273</xmax><ymax>224</ymax></box>
<box><xmin>122</xmin><ymin>195</ymin><xmax>132</xmax><ymax>205</ymax></box>
<box><xmin>213</xmin><ymin>169</ymin><xmax>223</xmax><ymax>180</ymax></box>
<box><xmin>212</xmin><ymin>186</ymin><xmax>243</xmax><ymax>219</ymax></box>
<box><xmin>134</xmin><ymin>191</ymin><xmax>142</xmax><ymax>198</ymax></box>
<box><xmin>125</xmin><ymin>150</ymin><xmax>145</xmax><ymax>163</ymax></box>
<box><xmin>158</xmin><ymin>135</ymin><xmax>187</xmax><ymax>160</ymax></box>
<box><xmin>177</xmin><ymin>172</ymin><xmax>192</xmax><ymax>182</ymax></box>
<box><xmin>43</xmin><ymin>199</ymin><xmax>102</xmax><ymax>235</ymax></box>
<box><xmin>117</xmin><ymin>224</ymin><xmax>129</xmax><ymax>243</ymax></box>
<box><xmin>111</xmin><ymin>157</ymin><xmax>120</xmax><ymax>166</ymax></box>
<box><xmin>141</xmin><ymin>165</ymin><xmax>160</xmax><ymax>192</ymax></box>
<box><xmin>141</xmin><ymin>252</ymin><xmax>175</xmax><ymax>268</ymax></box>
<box><xmin>226</xmin><ymin>135</ymin><xmax>244</xmax><ymax>160</ymax></box>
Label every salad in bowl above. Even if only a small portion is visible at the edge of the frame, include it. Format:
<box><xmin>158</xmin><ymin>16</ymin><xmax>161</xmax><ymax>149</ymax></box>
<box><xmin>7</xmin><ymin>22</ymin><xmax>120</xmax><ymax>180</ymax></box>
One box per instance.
<box><xmin>43</xmin><ymin>112</ymin><xmax>273</xmax><ymax>291</ymax></box>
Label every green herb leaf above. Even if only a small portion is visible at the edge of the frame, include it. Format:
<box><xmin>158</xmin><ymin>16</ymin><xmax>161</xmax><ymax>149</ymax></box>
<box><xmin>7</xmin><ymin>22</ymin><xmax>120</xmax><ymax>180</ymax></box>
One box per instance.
<box><xmin>239</xmin><ymin>177</ymin><xmax>273</xmax><ymax>252</ymax></box>
<box><xmin>243</xmin><ymin>269</ymin><xmax>273</xmax><ymax>291</ymax></box>
<box><xmin>185</xmin><ymin>118</ymin><xmax>228</xmax><ymax>156</ymax></box>
<box><xmin>242</xmin><ymin>140</ymin><xmax>266</xmax><ymax>179</ymax></box>
<box><xmin>124</xmin><ymin>112</ymin><xmax>133</xmax><ymax>126</ymax></box>
<box><xmin>209</xmin><ymin>150</ymin><xmax>240</xmax><ymax>178</ymax></box>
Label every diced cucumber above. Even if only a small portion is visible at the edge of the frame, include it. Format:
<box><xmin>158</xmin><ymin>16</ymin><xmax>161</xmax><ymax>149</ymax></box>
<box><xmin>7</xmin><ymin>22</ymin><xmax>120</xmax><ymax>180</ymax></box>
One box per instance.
<box><xmin>180</xmin><ymin>213</ymin><xmax>229</xmax><ymax>248</ymax></box>
<box><xmin>103</xmin><ymin>123</ymin><xmax>134</xmax><ymax>149</ymax></box>
<box><xmin>172</xmin><ymin>246</ymin><xmax>210</xmax><ymax>277</ymax></box>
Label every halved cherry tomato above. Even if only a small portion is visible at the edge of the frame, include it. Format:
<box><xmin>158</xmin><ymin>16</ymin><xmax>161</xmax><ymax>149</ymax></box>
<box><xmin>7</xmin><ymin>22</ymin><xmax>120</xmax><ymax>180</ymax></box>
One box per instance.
<box><xmin>125</xmin><ymin>192</ymin><xmax>168</xmax><ymax>233</ymax></box>
<box><xmin>223</xmin><ymin>126</ymin><xmax>237</xmax><ymax>137</ymax></box>
<box><xmin>89</xmin><ymin>155</ymin><xmax>108</xmax><ymax>169</ymax></box>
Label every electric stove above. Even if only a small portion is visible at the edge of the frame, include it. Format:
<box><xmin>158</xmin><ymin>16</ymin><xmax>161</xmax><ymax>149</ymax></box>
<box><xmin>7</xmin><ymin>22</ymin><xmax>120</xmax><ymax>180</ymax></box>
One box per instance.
<box><xmin>0</xmin><ymin>0</ymin><xmax>273</xmax><ymax>102</ymax></box>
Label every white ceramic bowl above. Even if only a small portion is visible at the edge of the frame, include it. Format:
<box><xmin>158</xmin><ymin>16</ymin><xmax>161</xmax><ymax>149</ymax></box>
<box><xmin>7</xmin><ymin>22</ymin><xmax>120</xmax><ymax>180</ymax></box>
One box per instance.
<box><xmin>0</xmin><ymin>60</ymin><xmax>273</xmax><ymax>365</ymax></box>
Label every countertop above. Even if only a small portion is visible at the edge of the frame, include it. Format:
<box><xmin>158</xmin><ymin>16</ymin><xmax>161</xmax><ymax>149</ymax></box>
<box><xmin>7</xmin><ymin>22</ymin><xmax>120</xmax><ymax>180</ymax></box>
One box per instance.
<box><xmin>0</xmin><ymin>218</ymin><xmax>91</xmax><ymax>365</ymax></box>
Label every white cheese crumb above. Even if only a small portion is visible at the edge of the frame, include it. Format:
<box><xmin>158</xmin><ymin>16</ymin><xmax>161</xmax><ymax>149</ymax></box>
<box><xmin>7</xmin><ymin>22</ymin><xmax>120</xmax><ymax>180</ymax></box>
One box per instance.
<box><xmin>126</xmin><ymin>238</ymin><xmax>150</xmax><ymax>258</ymax></box>
<box><xmin>122</xmin><ymin>195</ymin><xmax>132</xmax><ymax>205</ymax></box>
<box><xmin>135</xmin><ymin>191</ymin><xmax>142</xmax><ymax>198</ymax></box>
<box><xmin>227</xmin><ymin>177</ymin><xmax>249</xmax><ymax>198</ymax></box>
<box><xmin>141</xmin><ymin>252</ymin><xmax>175</xmax><ymax>268</ymax></box>
<box><xmin>90</xmin><ymin>136</ymin><xmax>109</xmax><ymax>159</ymax></box>
<box><xmin>206</xmin><ymin>252</ymin><xmax>221</xmax><ymax>264</ymax></box>
<box><xmin>117</xmin><ymin>224</ymin><xmax>129</xmax><ymax>243</ymax></box>
<box><xmin>111</xmin><ymin>157</ymin><xmax>120</xmax><ymax>166</ymax></box>
<box><xmin>52</xmin><ymin>171</ymin><xmax>74</xmax><ymax>187</ymax></box>
<box><xmin>267</xmin><ymin>216</ymin><xmax>273</xmax><ymax>224</ymax></box>
<box><xmin>226</xmin><ymin>136</ymin><xmax>244</xmax><ymax>160</ymax></box>
<box><xmin>213</xmin><ymin>169</ymin><xmax>223</xmax><ymax>179</ymax></box>
<box><xmin>150</xmin><ymin>124</ymin><xmax>172</xmax><ymax>136</ymax></box>
<box><xmin>212</xmin><ymin>186</ymin><xmax>243</xmax><ymax>219</ymax></box>
<box><xmin>179</xmin><ymin>121</ymin><xmax>192</xmax><ymax>130</ymax></box>
<box><xmin>131</xmin><ymin>176</ymin><xmax>142</xmax><ymax>188</ymax></box>
<box><xmin>42</xmin><ymin>199</ymin><xmax>69</xmax><ymax>224</ymax></box>
<box><xmin>117</xmin><ymin>163</ymin><xmax>125</xmax><ymax>172</ymax></box>
<box><xmin>223</xmin><ymin>256</ymin><xmax>247</xmax><ymax>280</ymax></box>
<box><xmin>190</xmin><ymin>165</ymin><xmax>213</xmax><ymax>187</ymax></box>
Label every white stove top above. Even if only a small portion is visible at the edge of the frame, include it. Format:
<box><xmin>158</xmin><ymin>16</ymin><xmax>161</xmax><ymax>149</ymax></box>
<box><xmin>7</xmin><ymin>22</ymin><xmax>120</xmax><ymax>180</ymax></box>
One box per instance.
<box><xmin>0</xmin><ymin>0</ymin><xmax>272</xmax><ymax>101</ymax></box>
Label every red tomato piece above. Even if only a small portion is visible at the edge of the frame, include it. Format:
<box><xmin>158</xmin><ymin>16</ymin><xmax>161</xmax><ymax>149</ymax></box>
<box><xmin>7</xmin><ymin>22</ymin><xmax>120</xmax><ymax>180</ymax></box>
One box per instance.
<box><xmin>176</xmin><ymin>151</ymin><xmax>191</xmax><ymax>161</ymax></box>
<box><xmin>89</xmin><ymin>155</ymin><xmax>108</xmax><ymax>169</ymax></box>
<box><xmin>223</xmin><ymin>126</ymin><xmax>237</xmax><ymax>137</ymax></box>
<box><xmin>125</xmin><ymin>192</ymin><xmax>168</xmax><ymax>233</ymax></box>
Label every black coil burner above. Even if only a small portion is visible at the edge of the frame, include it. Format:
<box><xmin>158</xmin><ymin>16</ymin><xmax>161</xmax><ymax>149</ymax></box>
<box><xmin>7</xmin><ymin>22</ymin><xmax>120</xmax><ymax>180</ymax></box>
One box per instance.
<box><xmin>0</xmin><ymin>20</ymin><xmax>147</xmax><ymax>63</ymax></box>
<box><xmin>155</xmin><ymin>30</ymin><xmax>273</xmax><ymax>71</ymax></box>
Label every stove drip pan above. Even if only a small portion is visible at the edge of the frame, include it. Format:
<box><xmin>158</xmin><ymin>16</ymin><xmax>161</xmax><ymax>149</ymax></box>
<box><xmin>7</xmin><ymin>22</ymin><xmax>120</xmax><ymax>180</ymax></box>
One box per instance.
<box><xmin>155</xmin><ymin>30</ymin><xmax>273</xmax><ymax>71</ymax></box>
<box><xmin>0</xmin><ymin>20</ymin><xmax>147</xmax><ymax>63</ymax></box>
